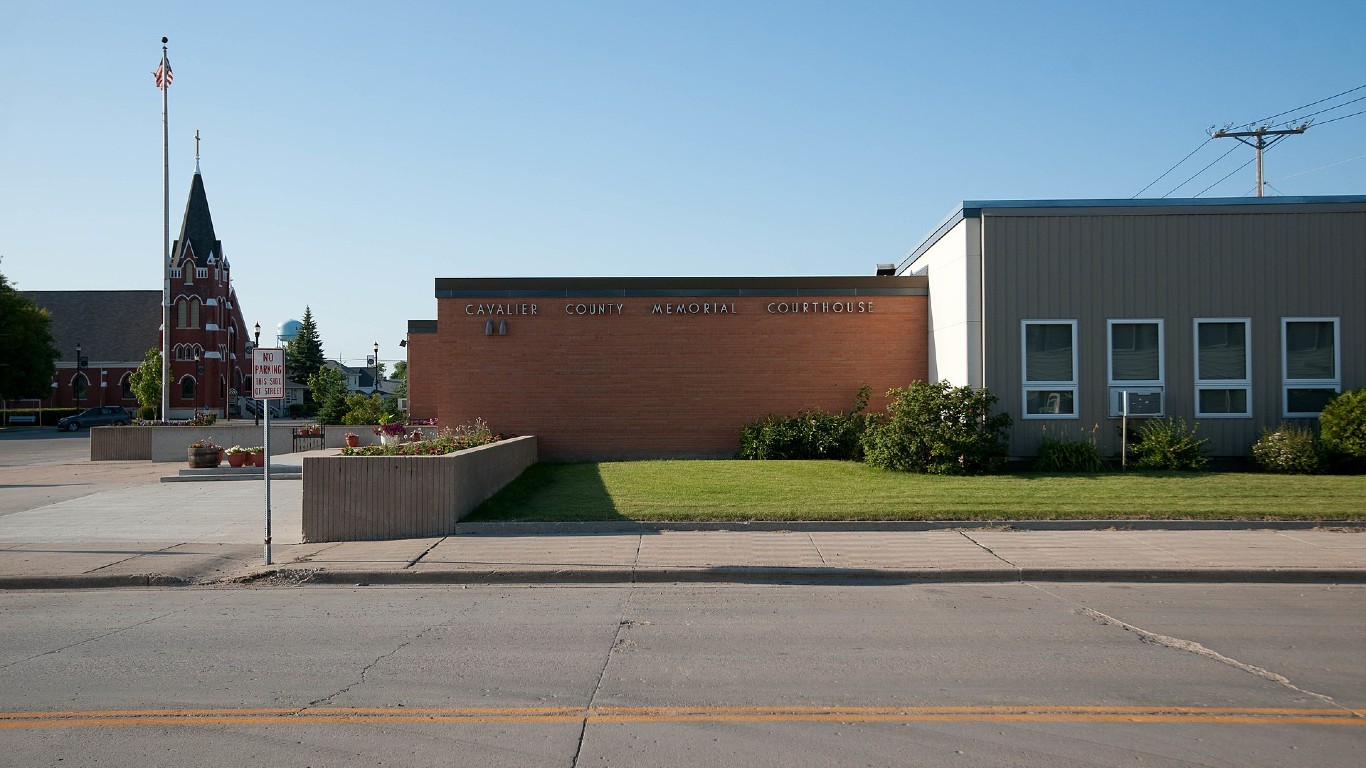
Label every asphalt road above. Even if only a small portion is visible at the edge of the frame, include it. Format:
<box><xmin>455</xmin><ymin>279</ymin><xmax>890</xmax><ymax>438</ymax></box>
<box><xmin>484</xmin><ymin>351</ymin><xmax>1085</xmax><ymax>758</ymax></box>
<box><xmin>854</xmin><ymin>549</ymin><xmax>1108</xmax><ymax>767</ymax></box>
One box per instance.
<box><xmin>3</xmin><ymin>582</ymin><xmax>1363</xmax><ymax>767</ymax></box>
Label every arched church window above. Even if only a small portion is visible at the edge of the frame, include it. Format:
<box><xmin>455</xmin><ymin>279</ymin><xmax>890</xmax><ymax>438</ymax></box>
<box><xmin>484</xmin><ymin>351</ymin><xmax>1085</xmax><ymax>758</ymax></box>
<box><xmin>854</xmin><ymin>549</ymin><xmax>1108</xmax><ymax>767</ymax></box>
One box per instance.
<box><xmin>181</xmin><ymin>376</ymin><xmax>196</xmax><ymax>400</ymax></box>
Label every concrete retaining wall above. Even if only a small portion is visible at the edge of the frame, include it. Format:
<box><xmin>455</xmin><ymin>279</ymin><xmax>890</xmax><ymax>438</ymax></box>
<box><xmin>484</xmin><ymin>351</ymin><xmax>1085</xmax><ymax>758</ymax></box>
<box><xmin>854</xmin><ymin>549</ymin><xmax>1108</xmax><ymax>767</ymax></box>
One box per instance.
<box><xmin>301</xmin><ymin>435</ymin><xmax>537</xmax><ymax>542</ymax></box>
<box><xmin>90</xmin><ymin>427</ymin><xmax>152</xmax><ymax>461</ymax></box>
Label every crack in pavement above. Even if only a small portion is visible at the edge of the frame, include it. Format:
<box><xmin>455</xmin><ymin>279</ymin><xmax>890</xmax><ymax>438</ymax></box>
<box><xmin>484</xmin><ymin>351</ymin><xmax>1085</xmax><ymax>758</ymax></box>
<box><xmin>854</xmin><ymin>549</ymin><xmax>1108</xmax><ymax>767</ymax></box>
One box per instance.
<box><xmin>0</xmin><ymin>592</ymin><xmax>229</xmax><ymax>671</ymax></box>
<box><xmin>571</xmin><ymin>586</ymin><xmax>635</xmax><ymax>768</ymax></box>
<box><xmin>301</xmin><ymin>612</ymin><xmax>458</xmax><ymax>711</ymax></box>
<box><xmin>1028</xmin><ymin>583</ymin><xmax>1358</xmax><ymax>716</ymax></box>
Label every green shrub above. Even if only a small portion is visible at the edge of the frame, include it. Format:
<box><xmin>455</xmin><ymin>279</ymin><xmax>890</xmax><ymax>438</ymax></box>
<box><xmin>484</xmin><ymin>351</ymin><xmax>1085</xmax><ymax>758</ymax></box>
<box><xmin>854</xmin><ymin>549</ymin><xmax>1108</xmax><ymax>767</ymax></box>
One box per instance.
<box><xmin>1251</xmin><ymin>424</ymin><xmax>1323</xmax><ymax>474</ymax></box>
<box><xmin>861</xmin><ymin>381</ymin><xmax>1011</xmax><ymax>475</ymax></box>
<box><xmin>1128</xmin><ymin>418</ymin><xmax>1209</xmax><ymax>470</ymax></box>
<box><xmin>737</xmin><ymin>386</ymin><xmax>869</xmax><ymax>461</ymax></box>
<box><xmin>1033</xmin><ymin>425</ymin><xmax>1107</xmax><ymax>472</ymax></box>
<box><xmin>341</xmin><ymin>393</ymin><xmax>388</xmax><ymax>426</ymax></box>
<box><xmin>1319</xmin><ymin>388</ymin><xmax>1366</xmax><ymax>471</ymax></box>
<box><xmin>136</xmin><ymin>405</ymin><xmax>158</xmax><ymax>420</ymax></box>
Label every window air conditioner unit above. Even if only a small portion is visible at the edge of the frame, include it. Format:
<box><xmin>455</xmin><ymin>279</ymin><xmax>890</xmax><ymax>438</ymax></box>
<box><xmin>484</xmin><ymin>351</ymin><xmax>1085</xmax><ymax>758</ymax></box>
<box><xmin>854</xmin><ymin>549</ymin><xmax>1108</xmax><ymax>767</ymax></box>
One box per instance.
<box><xmin>1108</xmin><ymin>387</ymin><xmax>1164</xmax><ymax>417</ymax></box>
<box><xmin>397</xmin><ymin>398</ymin><xmax>409</xmax><ymax>411</ymax></box>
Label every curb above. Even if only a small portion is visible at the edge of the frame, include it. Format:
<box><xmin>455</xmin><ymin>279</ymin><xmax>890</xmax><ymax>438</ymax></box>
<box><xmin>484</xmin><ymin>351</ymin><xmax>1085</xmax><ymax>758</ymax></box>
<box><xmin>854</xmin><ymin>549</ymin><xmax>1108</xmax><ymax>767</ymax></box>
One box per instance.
<box><xmin>228</xmin><ymin>566</ymin><xmax>1366</xmax><ymax>587</ymax></box>
<box><xmin>451</xmin><ymin>520</ymin><xmax>1366</xmax><ymax>534</ymax></box>
<box><xmin>0</xmin><ymin>573</ymin><xmax>191</xmax><ymax>590</ymax></box>
<box><xmin>7</xmin><ymin>567</ymin><xmax>1366</xmax><ymax>590</ymax></box>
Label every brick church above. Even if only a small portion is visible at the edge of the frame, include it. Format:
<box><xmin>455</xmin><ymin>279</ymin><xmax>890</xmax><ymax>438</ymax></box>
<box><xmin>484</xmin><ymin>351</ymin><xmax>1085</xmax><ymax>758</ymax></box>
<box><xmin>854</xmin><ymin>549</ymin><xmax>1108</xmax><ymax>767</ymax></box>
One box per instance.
<box><xmin>26</xmin><ymin>169</ymin><xmax>250</xmax><ymax>419</ymax></box>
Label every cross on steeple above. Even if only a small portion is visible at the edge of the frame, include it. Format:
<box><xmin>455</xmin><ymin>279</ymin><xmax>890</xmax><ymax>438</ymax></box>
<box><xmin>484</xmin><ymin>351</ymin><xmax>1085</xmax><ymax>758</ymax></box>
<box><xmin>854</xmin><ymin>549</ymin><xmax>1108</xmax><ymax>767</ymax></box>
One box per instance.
<box><xmin>194</xmin><ymin>129</ymin><xmax>201</xmax><ymax>174</ymax></box>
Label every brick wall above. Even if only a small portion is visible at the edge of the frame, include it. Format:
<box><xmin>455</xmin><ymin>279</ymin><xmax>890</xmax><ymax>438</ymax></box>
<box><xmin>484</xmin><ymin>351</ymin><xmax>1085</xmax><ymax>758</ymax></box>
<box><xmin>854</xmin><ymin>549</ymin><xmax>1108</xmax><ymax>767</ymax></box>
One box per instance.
<box><xmin>417</xmin><ymin>285</ymin><xmax>928</xmax><ymax>460</ymax></box>
<box><xmin>405</xmin><ymin>329</ymin><xmax>438</xmax><ymax>421</ymax></box>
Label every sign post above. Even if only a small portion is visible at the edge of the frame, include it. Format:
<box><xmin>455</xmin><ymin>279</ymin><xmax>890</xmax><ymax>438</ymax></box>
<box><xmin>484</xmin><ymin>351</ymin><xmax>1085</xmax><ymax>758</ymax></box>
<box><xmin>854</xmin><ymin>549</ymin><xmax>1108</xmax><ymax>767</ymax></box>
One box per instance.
<box><xmin>252</xmin><ymin>348</ymin><xmax>286</xmax><ymax>565</ymax></box>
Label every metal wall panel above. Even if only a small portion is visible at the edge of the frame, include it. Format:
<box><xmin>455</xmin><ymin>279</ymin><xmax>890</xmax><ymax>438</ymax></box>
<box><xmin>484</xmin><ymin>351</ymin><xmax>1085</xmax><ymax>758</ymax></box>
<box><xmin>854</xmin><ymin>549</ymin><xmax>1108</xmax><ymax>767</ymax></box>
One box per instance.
<box><xmin>980</xmin><ymin>210</ymin><xmax>1366</xmax><ymax>457</ymax></box>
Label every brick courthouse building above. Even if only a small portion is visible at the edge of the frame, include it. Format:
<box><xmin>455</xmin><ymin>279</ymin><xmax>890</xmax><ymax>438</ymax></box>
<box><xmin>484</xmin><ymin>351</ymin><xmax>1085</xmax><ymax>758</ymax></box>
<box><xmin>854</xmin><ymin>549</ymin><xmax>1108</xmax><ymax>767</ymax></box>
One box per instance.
<box><xmin>405</xmin><ymin>196</ymin><xmax>1366</xmax><ymax>461</ymax></box>
<box><xmin>406</xmin><ymin>276</ymin><xmax>928</xmax><ymax>460</ymax></box>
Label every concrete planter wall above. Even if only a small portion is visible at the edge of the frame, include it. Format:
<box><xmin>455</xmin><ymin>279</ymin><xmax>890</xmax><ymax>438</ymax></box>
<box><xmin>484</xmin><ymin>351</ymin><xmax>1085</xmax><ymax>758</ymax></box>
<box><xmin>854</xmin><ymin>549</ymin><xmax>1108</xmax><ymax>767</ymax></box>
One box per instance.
<box><xmin>90</xmin><ymin>427</ymin><xmax>152</xmax><ymax>461</ymax></box>
<box><xmin>302</xmin><ymin>435</ymin><xmax>537</xmax><ymax>542</ymax></box>
<box><xmin>90</xmin><ymin>424</ymin><xmax>440</xmax><ymax>462</ymax></box>
<box><xmin>92</xmin><ymin>425</ymin><xmax>296</xmax><ymax>462</ymax></box>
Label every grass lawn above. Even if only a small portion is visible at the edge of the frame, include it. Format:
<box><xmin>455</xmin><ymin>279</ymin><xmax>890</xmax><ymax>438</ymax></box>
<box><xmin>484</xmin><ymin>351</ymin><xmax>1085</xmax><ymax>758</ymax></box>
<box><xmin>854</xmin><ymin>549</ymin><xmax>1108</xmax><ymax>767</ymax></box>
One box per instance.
<box><xmin>468</xmin><ymin>460</ymin><xmax>1366</xmax><ymax>522</ymax></box>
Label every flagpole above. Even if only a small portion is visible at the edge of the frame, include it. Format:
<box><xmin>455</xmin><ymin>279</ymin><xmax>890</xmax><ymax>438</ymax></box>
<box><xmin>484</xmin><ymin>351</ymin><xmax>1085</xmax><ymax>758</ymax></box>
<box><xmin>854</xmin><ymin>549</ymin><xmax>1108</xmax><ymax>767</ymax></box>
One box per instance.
<box><xmin>160</xmin><ymin>37</ymin><xmax>171</xmax><ymax>421</ymax></box>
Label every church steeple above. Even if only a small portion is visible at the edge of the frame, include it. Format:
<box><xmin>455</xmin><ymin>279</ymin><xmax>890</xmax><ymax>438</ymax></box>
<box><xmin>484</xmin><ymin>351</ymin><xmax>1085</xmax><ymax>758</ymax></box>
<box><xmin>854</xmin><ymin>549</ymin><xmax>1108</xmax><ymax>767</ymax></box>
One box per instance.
<box><xmin>172</xmin><ymin>167</ymin><xmax>220</xmax><ymax>266</ymax></box>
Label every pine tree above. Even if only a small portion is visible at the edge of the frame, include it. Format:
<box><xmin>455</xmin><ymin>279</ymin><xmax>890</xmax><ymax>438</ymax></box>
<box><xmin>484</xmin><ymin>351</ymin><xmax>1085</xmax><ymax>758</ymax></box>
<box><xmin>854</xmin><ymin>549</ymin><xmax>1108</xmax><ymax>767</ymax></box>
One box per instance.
<box><xmin>285</xmin><ymin>306</ymin><xmax>326</xmax><ymax>387</ymax></box>
<box><xmin>0</xmin><ymin>262</ymin><xmax>61</xmax><ymax>399</ymax></box>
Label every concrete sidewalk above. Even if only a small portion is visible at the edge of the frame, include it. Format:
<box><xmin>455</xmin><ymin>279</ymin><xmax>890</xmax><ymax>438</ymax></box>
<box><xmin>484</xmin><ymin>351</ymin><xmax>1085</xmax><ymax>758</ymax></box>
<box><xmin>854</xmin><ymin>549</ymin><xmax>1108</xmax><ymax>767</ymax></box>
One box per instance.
<box><xmin>1</xmin><ymin>445</ymin><xmax>1365</xmax><ymax>588</ymax></box>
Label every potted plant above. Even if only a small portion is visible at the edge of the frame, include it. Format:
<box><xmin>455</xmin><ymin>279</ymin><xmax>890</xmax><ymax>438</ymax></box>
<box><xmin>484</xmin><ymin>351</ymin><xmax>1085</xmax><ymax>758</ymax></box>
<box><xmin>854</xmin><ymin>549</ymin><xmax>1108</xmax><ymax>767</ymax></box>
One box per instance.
<box><xmin>246</xmin><ymin>446</ymin><xmax>266</xmax><ymax>467</ymax></box>
<box><xmin>187</xmin><ymin>438</ymin><xmax>222</xmax><ymax>468</ymax></box>
<box><xmin>344</xmin><ymin>432</ymin><xmax>360</xmax><ymax>448</ymax></box>
<box><xmin>225</xmin><ymin>445</ymin><xmax>249</xmax><ymax>467</ymax></box>
<box><xmin>374</xmin><ymin>418</ymin><xmax>406</xmax><ymax>446</ymax></box>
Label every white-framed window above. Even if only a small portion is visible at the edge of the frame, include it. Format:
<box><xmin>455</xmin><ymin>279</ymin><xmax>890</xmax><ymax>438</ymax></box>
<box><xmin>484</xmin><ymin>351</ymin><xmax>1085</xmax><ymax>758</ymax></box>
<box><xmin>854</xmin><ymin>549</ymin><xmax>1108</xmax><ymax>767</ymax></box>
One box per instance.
<box><xmin>195</xmin><ymin>267</ymin><xmax>208</xmax><ymax>280</ymax></box>
<box><xmin>169</xmin><ymin>267</ymin><xmax>182</xmax><ymax>279</ymax></box>
<box><xmin>1107</xmin><ymin>319</ymin><xmax>1164</xmax><ymax>416</ymax></box>
<box><xmin>1194</xmin><ymin>318</ymin><xmax>1251</xmax><ymax>418</ymax></box>
<box><xmin>1021</xmin><ymin>320</ymin><xmax>1077</xmax><ymax>418</ymax></box>
<box><xmin>1282</xmin><ymin>317</ymin><xmax>1340</xmax><ymax>417</ymax></box>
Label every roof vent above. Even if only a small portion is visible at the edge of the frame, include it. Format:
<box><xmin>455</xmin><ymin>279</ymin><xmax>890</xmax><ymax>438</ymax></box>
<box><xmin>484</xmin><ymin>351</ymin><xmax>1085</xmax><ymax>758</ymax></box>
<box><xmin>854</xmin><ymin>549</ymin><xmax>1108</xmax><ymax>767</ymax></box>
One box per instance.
<box><xmin>875</xmin><ymin>263</ymin><xmax>896</xmax><ymax>276</ymax></box>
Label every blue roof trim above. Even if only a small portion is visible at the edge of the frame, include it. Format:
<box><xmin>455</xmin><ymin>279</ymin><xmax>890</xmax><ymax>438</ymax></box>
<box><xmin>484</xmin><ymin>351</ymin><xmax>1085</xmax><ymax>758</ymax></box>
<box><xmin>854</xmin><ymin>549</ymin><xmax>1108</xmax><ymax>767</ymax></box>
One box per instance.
<box><xmin>899</xmin><ymin>195</ymin><xmax>1366</xmax><ymax>272</ymax></box>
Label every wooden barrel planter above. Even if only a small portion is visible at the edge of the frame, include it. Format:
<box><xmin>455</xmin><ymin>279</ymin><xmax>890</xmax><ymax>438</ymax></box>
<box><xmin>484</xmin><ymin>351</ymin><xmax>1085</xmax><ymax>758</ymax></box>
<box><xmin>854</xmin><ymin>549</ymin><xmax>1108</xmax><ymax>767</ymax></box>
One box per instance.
<box><xmin>188</xmin><ymin>445</ymin><xmax>222</xmax><ymax>468</ymax></box>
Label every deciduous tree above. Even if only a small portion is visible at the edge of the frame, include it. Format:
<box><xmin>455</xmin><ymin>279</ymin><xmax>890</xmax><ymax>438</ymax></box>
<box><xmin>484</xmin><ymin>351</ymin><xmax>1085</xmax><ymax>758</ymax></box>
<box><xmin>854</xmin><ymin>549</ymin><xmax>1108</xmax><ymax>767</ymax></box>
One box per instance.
<box><xmin>0</xmin><ymin>262</ymin><xmax>60</xmax><ymax>399</ymax></box>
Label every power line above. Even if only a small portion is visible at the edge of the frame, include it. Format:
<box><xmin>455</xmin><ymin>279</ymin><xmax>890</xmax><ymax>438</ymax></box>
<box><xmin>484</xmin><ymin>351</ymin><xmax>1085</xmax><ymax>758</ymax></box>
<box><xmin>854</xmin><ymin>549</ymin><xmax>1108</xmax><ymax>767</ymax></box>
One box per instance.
<box><xmin>1132</xmin><ymin>138</ymin><xmax>1211</xmax><ymax>198</ymax></box>
<box><xmin>1279</xmin><ymin>93</ymin><xmax>1366</xmax><ymax>127</ymax></box>
<box><xmin>1237</xmin><ymin>82</ymin><xmax>1366</xmax><ymax>130</ymax></box>
<box><xmin>1316</xmin><ymin>107</ymin><xmax>1366</xmax><ymax>127</ymax></box>
<box><xmin>1194</xmin><ymin>155</ymin><xmax>1257</xmax><ymax>197</ymax></box>
<box><xmin>1162</xmin><ymin>144</ymin><xmax>1238</xmax><ymax>197</ymax></box>
<box><xmin>1270</xmin><ymin>152</ymin><xmax>1366</xmax><ymax>182</ymax></box>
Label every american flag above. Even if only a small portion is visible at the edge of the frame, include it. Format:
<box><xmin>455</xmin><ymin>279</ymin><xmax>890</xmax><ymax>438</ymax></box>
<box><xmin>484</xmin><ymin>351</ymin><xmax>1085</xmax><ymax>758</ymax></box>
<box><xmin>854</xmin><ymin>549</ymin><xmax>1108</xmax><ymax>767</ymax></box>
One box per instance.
<box><xmin>153</xmin><ymin>59</ymin><xmax>173</xmax><ymax>89</ymax></box>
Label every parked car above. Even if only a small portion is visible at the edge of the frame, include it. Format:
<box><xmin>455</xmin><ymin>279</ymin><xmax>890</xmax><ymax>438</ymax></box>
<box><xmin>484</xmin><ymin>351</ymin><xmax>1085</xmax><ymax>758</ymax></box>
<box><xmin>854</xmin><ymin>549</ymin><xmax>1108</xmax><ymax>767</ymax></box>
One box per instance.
<box><xmin>56</xmin><ymin>406</ymin><xmax>133</xmax><ymax>431</ymax></box>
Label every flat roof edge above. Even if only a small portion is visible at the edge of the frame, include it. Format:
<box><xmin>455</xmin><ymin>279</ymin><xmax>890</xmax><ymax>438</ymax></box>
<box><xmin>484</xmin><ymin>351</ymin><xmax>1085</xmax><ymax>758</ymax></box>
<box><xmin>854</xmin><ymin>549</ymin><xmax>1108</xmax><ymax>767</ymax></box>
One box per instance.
<box><xmin>900</xmin><ymin>194</ymin><xmax>1366</xmax><ymax>271</ymax></box>
<box><xmin>433</xmin><ymin>275</ymin><xmax>927</xmax><ymax>297</ymax></box>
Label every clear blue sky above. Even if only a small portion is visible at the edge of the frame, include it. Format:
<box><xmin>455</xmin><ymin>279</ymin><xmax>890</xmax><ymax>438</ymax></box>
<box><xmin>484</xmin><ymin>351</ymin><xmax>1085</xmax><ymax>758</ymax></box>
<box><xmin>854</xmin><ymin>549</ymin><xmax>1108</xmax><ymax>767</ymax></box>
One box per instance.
<box><xmin>3</xmin><ymin>1</ymin><xmax>1364</xmax><ymax>368</ymax></box>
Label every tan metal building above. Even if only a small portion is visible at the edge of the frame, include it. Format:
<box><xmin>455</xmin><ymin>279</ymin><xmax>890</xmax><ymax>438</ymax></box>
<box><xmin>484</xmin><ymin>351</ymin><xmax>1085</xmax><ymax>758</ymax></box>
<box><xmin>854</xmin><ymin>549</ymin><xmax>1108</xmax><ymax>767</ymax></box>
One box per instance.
<box><xmin>903</xmin><ymin>196</ymin><xmax>1366</xmax><ymax>458</ymax></box>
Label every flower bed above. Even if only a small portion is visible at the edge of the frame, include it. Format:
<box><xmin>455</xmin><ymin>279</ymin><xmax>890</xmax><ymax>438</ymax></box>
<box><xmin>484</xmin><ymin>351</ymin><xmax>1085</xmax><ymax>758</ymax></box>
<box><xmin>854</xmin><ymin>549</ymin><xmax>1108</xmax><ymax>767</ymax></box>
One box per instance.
<box><xmin>344</xmin><ymin>419</ymin><xmax>501</xmax><ymax>457</ymax></box>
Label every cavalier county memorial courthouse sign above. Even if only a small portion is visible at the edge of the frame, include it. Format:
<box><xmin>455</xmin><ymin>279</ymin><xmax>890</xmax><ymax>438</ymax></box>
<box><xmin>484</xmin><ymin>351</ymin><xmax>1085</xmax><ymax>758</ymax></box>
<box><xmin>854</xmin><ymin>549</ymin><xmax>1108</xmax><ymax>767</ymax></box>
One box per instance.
<box><xmin>463</xmin><ymin>299</ymin><xmax>880</xmax><ymax>317</ymax></box>
<box><xmin>406</xmin><ymin>276</ymin><xmax>928</xmax><ymax>461</ymax></box>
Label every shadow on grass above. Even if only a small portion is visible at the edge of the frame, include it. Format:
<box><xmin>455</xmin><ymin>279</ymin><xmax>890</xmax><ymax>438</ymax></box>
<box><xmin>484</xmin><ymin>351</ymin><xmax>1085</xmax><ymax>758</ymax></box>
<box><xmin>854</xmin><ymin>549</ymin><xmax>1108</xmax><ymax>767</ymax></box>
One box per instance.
<box><xmin>467</xmin><ymin>462</ymin><xmax>628</xmax><ymax>523</ymax></box>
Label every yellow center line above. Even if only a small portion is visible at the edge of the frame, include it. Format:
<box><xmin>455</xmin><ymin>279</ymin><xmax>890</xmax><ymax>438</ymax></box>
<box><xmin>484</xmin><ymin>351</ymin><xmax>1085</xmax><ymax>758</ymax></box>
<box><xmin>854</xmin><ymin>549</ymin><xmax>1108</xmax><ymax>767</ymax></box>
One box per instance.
<box><xmin>1</xmin><ymin>705</ymin><xmax>1362</xmax><ymax>730</ymax></box>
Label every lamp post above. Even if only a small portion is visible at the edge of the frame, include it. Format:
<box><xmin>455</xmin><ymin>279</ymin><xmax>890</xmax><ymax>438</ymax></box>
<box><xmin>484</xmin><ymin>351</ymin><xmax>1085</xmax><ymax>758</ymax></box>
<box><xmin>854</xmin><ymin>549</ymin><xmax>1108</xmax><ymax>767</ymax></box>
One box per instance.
<box><xmin>225</xmin><ymin>325</ymin><xmax>235</xmax><ymax>420</ymax></box>
<box><xmin>373</xmin><ymin>341</ymin><xmax>380</xmax><ymax>395</ymax></box>
<box><xmin>74</xmin><ymin>342</ymin><xmax>82</xmax><ymax>411</ymax></box>
<box><xmin>194</xmin><ymin>349</ymin><xmax>205</xmax><ymax>417</ymax></box>
<box><xmin>253</xmin><ymin>323</ymin><xmax>261</xmax><ymax>426</ymax></box>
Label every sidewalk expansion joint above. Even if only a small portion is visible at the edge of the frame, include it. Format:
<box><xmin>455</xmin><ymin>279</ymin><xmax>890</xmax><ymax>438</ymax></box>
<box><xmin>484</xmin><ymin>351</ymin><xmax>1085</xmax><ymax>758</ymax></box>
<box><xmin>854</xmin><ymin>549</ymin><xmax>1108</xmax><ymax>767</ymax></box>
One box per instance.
<box><xmin>958</xmin><ymin>530</ymin><xmax>1020</xmax><ymax>571</ymax></box>
<box><xmin>405</xmin><ymin>537</ymin><xmax>448</xmax><ymax>569</ymax></box>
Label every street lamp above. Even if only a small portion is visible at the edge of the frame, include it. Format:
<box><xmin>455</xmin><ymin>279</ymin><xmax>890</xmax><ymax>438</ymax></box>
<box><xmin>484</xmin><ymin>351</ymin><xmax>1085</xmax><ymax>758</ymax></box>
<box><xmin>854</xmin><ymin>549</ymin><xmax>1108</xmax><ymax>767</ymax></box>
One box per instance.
<box><xmin>373</xmin><ymin>341</ymin><xmax>380</xmax><ymax>395</ymax></box>
<box><xmin>74</xmin><ymin>342</ymin><xmax>82</xmax><ymax>411</ymax></box>
<box><xmin>225</xmin><ymin>325</ymin><xmax>235</xmax><ymax>420</ymax></box>
<box><xmin>194</xmin><ymin>349</ymin><xmax>205</xmax><ymax>416</ymax></box>
<box><xmin>253</xmin><ymin>323</ymin><xmax>261</xmax><ymax>426</ymax></box>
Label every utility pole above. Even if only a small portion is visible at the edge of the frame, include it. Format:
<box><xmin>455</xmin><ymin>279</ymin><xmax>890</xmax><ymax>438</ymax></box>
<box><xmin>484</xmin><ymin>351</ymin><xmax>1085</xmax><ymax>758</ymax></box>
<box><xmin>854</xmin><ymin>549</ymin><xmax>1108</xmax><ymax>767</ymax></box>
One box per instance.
<box><xmin>1210</xmin><ymin>122</ymin><xmax>1309</xmax><ymax>196</ymax></box>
